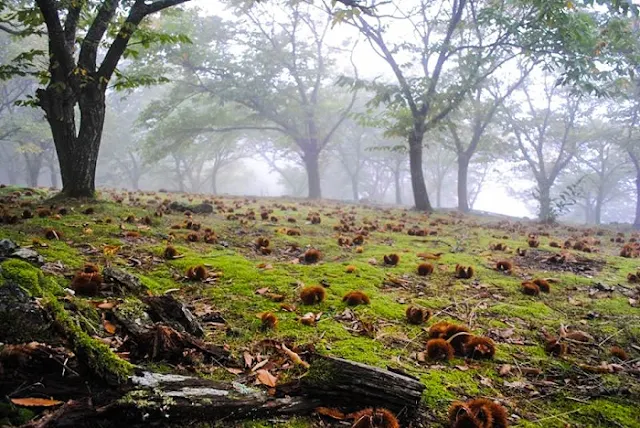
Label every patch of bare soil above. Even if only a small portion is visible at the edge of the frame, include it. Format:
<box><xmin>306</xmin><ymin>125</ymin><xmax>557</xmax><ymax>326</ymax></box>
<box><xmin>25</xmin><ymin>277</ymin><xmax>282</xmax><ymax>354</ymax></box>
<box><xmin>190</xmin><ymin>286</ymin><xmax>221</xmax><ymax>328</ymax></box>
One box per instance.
<box><xmin>516</xmin><ymin>249</ymin><xmax>606</xmax><ymax>275</ymax></box>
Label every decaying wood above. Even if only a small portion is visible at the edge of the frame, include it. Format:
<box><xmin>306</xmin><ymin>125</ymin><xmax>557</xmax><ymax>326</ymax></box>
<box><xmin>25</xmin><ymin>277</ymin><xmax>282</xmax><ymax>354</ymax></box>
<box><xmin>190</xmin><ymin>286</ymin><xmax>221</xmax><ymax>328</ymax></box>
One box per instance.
<box><xmin>102</xmin><ymin>267</ymin><xmax>147</xmax><ymax>295</ymax></box>
<box><xmin>300</xmin><ymin>354</ymin><xmax>425</xmax><ymax>419</ymax></box>
<box><xmin>142</xmin><ymin>294</ymin><xmax>204</xmax><ymax>337</ymax></box>
<box><xmin>113</xmin><ymin>307</ymin><xmax>229</xmax><ymax>365</ymax></box>
<box><xmin>18</xmin><ymin>354</ymin><xmax>425</xmax><ymax>426</ymax></box>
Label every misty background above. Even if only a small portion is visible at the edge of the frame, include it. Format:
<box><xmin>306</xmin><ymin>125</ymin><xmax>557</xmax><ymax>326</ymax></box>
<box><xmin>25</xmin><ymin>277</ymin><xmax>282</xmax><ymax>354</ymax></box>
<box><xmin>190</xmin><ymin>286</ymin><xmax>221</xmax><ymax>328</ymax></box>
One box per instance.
<box><xmin>1</xmin><ymin>0</ymin><xmax>638</xmax><ymax>223</ymax></box>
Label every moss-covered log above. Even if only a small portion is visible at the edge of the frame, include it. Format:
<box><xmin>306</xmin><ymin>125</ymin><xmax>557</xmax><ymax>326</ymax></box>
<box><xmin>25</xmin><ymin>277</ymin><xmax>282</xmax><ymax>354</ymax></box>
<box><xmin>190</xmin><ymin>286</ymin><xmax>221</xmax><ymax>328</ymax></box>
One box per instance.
<box><xmin>301</xmin><ymin>354</ymin><xmax>425</xmax><ymax>419</ymax></box>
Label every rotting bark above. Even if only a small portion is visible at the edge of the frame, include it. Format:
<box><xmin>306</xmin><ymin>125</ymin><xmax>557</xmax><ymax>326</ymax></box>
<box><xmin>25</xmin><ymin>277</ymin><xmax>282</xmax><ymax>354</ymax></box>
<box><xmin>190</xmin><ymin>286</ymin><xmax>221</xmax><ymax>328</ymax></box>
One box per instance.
<box><xmin>299</xmin><ymin>354</ymin><xmax>425</xmax><ymax>419</ymax></box>
<box><xmin>18</xmin><ymin>355</ymin><xmax>425</xmax><ymax>427</ymax></box>
<box><xmin>102</xmin><ymin>267</ymin><xmax>147</xmax><ymax>295</ymax></box>
<box><xmin>143</xmin><ymin>295</ymin><xmax>204</xmax><ymax>337</ymax></box>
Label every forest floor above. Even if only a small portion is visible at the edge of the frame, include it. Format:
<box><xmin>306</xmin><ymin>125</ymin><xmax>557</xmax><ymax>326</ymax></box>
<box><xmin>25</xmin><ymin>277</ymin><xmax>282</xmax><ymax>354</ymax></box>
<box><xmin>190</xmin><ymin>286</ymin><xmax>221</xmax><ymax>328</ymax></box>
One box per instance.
<box><xmin>0</xmin><ymin>185</ymin><xmax>639</xmax><ymax>427</ymax></box>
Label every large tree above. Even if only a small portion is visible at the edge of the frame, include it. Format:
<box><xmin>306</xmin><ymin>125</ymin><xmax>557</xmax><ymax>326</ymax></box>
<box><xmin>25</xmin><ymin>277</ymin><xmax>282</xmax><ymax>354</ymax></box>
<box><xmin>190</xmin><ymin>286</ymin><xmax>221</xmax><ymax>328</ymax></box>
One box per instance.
<box><xmin>0</xmin><ymin>0</ymin><xmax>192</xmax><ymax>197</ymax></box>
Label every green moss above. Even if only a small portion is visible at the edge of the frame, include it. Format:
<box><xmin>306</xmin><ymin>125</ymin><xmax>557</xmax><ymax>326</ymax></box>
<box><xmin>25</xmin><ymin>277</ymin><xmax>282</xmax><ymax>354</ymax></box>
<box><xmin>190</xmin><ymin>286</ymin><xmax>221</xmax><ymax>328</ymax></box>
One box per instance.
<box><xmin>0</xmin><ymin>403</ymin><xmax>36</xmax><ymax>426</ymax></box>
<box><xmin>0</xmin><ymin>259</ymin><xmax>61</xmax><ymax>297</ymax></box>
<box><xmin>489</xmin><ymin>301</ymin><xmax>554</xmax><ymax>320</ymax></box>
<box><xmin>45</xmin><ymin>297</ymin><xmax>133</xmax><ymax>384</ymax></box>
<box><xmin>303</xmin><ymin>356</ymin><xmax>338</xmax><ymax>386</ymax></box>
<box><xmin>567</xmin><ymin>398</ymin><xmax>640</xmax><ymax>427</ymax></box>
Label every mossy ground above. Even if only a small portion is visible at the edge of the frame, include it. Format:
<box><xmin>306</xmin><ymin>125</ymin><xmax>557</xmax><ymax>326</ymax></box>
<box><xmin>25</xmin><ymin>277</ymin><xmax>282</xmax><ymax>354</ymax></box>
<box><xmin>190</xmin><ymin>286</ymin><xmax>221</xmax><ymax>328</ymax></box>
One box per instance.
<box><xmin>1</xmin><ymin>186</ymin><xmax>639</xmax><ymax>427</ymax></box>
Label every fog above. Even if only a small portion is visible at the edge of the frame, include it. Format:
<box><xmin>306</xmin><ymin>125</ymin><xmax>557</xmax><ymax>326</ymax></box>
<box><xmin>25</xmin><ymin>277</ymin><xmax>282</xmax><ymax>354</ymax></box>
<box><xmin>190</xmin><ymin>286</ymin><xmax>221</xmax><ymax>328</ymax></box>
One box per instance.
<box><xmin>1</xmin><ymin>0</ymin><xmax>639</xmax><ymax>225</ymax></box>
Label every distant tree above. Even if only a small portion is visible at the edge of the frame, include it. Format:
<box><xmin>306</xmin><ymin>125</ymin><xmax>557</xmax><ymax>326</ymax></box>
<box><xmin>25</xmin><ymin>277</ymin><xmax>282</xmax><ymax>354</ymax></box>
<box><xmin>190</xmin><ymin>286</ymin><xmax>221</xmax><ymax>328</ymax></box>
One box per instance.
<box><xmin>503</xmin><ymin>74</ymin><xmax>590</xmax><ymax>222</ymax></box>
<box><xmin>573</xmin><ymin>122</ymin><xmax>631</xmax><ymax>224</ymax></box>
<box><xmin>446</xmin><ymin>68</ymin><xmax>531</xmax><ymax>212</ymax></box>
<box><xmin>141</xmin><ymin>93</ymin><xmax>247</xmax><ymax>194</ymax></box>
<box><xmin>152</xmin><ymin>3</ymin><xmax>358</xmax><ymax>199</ymax></box>
<box><xmin>336</xmin><ymin>0</ymin><xmax>638</xmax><ymax>211</ymax></box>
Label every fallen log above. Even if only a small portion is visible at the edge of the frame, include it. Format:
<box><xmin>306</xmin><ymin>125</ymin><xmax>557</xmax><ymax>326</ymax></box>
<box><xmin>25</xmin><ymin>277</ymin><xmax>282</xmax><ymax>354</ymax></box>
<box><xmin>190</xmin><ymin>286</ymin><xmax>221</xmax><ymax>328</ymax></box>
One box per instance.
<box><xmin>102</xmin><ymin>267</ymin><xmax>147</xmax><ymax>295</ymax></box>
<box><xmin>300</xmin><ymin>354</ymin><xmax>425</xmax><ymax>419</ymax></box>
<box><xmin>142</xmin><ymin>294</ymin><xmax>204</xmax><ymax>337</ymax></box>
<box><xmin>19</xmin><ymin>355</ymin><xmax>425</xmax><ymax>426</ymax></box>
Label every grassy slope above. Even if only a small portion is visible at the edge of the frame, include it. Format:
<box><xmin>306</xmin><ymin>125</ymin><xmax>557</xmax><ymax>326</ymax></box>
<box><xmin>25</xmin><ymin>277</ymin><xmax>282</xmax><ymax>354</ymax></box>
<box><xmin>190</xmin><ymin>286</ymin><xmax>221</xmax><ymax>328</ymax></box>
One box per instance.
<box><xmin>1</xmin><ymin>185</ymin><xmax>639</xmax><ymax>427</ymax></box>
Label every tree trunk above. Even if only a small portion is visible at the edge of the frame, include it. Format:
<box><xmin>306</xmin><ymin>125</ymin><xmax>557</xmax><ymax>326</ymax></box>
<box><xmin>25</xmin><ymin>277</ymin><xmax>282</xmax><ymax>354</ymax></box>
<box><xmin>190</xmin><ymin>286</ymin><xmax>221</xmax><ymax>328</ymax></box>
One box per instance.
<box><xmin>211</xmin><ymin>165</ymin><xmax>219</xmax><ymax>195</ymax></box>
<box><xmin>303</xmin><ymin>149</ymin><xmax>322</xmax><ymax>199</ymax></box>
<box><xmin>595</xmin><ymin>188</ymin><xmax>604</xmax><ymax>225</ymax></box>
<box><xmin>538</xmin><ymin>184</ymin><xmax>552</xmax><ymax>223</ymax></box>
<box><xmin>350</xmin><ymin>175</ymin><xmax>359</xmax><ymax>201</ymax></box>
<box><xmin>49</xmin><ymin>162</ymin><xmax>59</xmax><ymax>188</ymax></box>
<box><xmin>394</xmin><ymin>167</ymin><xmax>402</xmax><ymax>205</ymax></box>
<box><xmin>408</xmin><ymin>133</ymin><xmax>433</xmax><ymax>212</ymax></box>
<box><xmin>38</xmin><ymin>84</ymin><xmax>105</xmax><ymax>198</ymax></box>
<box><xmin>457</xmin><ymin>155</ymin><xmax>470</xmax><ymax>213</ymax></box>
<box><xmin>24</xmin><ymin>157</ymin><xmax>41</xmax><ymax>188</ymax></box>
<box><xmin>635</xmin><ymin>169</ymin><xmax>640</xmax><ymax>229</ymax></box>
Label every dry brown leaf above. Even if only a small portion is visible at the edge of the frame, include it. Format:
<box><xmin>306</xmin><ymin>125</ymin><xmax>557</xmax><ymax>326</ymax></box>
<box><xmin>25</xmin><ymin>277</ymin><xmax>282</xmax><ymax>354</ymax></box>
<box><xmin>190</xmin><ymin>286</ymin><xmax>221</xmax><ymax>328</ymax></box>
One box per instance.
<box><xmin>265</xmin><ymin>293</ymin><xmax>285</xmax><ymax>302</ymax></box>
<box><xmin>11</xmin><ymin>398</ymin><xmax>63</xmax><ymax>407</ymax></box>
<box><xmin>226</xmin><ymin>368</ymin><xmax>243</xmax><ymax>375</ymax></box>
<box><xmin>417</xmin><ymin>252</ymin><xmax>441</xmax><ymax>260</ymax></box>
<box><xmin>282</xmin><ymin>344</ymin><xmax>310</xmax><ymax>368</ymax></box>
<box><xmin>251</xmin><ymin>359</ymin><xmax>270</xmax><ymax>372</ymax></box>
<box><xmin>280</xmin><ymin>303</ymin><xmax>297</xmax><ymax>312</ymax></box>
<box><xmin>103</xmin><ymin>245</ymin><xmax>120</xmax><ymax>256</ymax></box>
<box><xmin>255</xmin><ymin>287</ymin><xmax>270</xmax><ymax>295</ymax></box>
<box><xmin>300</xmin><ymin>312</ymin><xmax>316</xmax><ymax>326</ymax></box>
<box><xmin>315</xmin><ymin>407</ymin><xmax>346</xmax><ymax>420</ymax></box>
<box><xmin>243</xmin><ymin>351</ymin><xmax>254</xmax><ymax>368</ymax></box>
<box><xmin>103</xmin><ymin>320</ymin><xmax>117</xmax><ymax>335</ymax></box>
<box><xmin>256</xmin><ymin>369</ymin><xmax>277</xmax><ymax>387</ymax></box>
<box><xmin>97</xmin><ymin>302</ymin><xmax>116</xmax><ymax>310</ymax></box>
<box><xmin>564</xmin><ymin>330</ymin><xmax>594</xmax><ymax>343</ymax></box>
<box><xmin>499</xmin><ymin>364</ymin><xmax>513</xmax><ymax>377</ymax></box>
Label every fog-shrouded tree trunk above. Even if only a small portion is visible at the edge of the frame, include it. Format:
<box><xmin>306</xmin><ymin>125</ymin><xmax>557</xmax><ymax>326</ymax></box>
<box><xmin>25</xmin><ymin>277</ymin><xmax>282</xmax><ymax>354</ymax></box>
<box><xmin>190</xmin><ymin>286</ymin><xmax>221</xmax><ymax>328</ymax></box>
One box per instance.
<box><xmin>505</xmin><ymin>75</ymin><xmax>583</xmax><ymax>223</ymax></box>
<box><xmin>347</xmin><ymin>0</ymin><xmax>533</xmax><ymax>211</ymax></box>
<box><xmin>630</xmin><ymin>150</ymin><xmax>640</xmax><ymax>228</ymax></box>
<box><xmin>30</xmin><ymin>0</ymin><xmax>191</xmax><ymax>198</ymax></box>
<box><xmin>456</xmin><ymin>153</ymin><xmax>470</xmax><ymax>212</ymax></box>
<box><xmin>170</xmin><ymin>4</ymin><xmax>357</xmax><ymax>200</ymax></box>
<box><xmin>300</xmin><ymin>143</ymin><xmax>322</xmax><ymax>200</ymax></box>
<box><xmin>537</xmin><ymin>182</ymin><xmax>552</xmax><ymax>224</ymax></box>
<box><xmin>447</xmin><ymin>70</ymin><xmax>530</xmax><ymax>213</ymax></box>
<box><xmin>24</xmin><ymin>154</ymin><xmax>42</xmax><ymax>187</ymax></box>
<box><xmin>394</xmin><ymin>165</ymin><xmax>402</xmax><ymax>205</ymax></box>
<box><xmin>408</xmin><ymin>131</ymin><xmax>432</xmax><ymax>211</ymax></box>
<box><xmin>49</xmin><ymin>162</ymin><xmax>58</xmax><ymax>188</ymax></box>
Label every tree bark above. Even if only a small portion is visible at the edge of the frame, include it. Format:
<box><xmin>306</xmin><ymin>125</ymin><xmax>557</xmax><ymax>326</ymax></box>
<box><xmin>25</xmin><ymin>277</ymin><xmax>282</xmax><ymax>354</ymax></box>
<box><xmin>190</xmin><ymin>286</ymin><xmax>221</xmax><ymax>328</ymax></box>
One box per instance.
<box><xmin>628</xmin><ymin>149</ymin><xmax>640</xmax><ymax>229</ymax></box>
<box><xmin>24</xmin><ymin>156</ymin><xmax>42</xmax><ymax>188</ymax></box>
<box><xmin>394</xmin><ymin>166</ymin><xmax>402</xmax><ymax>205</ymax></box>
<box><xmin>594</xmin><ymin>188</ymin><xmax>604</xmax><ymax>225</ymax></box>
<box><xmin>635</xmin><ymin>169</ymin><xmax>640</xmax><ymax>229</ymax></box>
<box><xmin>211</xmin><ymin>167</ymin><xmax>218</xmax><ymax>195</ymax></box>
<box><xmin>351</xmin><ymin>175</ymin><xmax>359</xmax><ymax>201</ymax></box>
<box><xmin>538</xmin><ymin>184</ymin><xmax>552</xmax><ymax>223</ymax></box>
<box><xmin>38</xmin><ymin>84</ymin><xmax>105</xmax><ymax>198</ymax></box>
<box><xmin>408</xmin><ymin>133</ymin><xmax>433</xmax><ymax>212</ymax></box>
<box><xmin>49</xmin><ymin>162</ymin><xmax>58</xmax><ymax>188</ymax></box>
<box><xmin>457</xmin><ymin>154</ymin><xmax>470</xmax><ymax>213</ymax></box>
<box><xmin>302</xmin><ymin>148</ymin><xmax>322</xmax><ymax>199</ymax></box>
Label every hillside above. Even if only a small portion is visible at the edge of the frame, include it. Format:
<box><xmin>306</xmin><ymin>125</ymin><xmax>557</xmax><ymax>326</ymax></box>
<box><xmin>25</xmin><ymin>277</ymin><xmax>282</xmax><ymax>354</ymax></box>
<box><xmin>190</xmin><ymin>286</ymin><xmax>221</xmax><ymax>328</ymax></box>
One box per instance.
<box><xmin>0</xmin><ymin>185</ymin><xmax>639</xmax><ymax>427</ymax></box>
